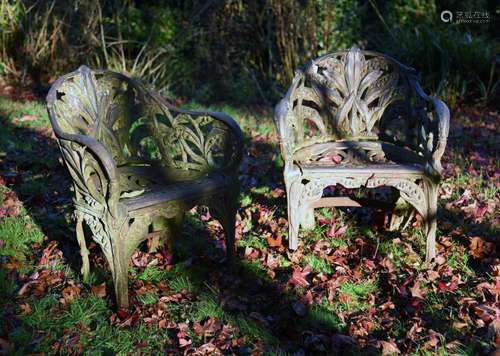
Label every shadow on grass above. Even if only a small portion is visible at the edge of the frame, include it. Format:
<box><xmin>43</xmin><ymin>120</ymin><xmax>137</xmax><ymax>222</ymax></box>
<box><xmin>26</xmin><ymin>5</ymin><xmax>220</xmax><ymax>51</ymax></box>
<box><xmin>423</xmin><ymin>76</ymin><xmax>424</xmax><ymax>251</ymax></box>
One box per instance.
<box><xmin>0</xmin><ymin>103</ymin><xmax>498</xmax><ymax>354</ymax></box>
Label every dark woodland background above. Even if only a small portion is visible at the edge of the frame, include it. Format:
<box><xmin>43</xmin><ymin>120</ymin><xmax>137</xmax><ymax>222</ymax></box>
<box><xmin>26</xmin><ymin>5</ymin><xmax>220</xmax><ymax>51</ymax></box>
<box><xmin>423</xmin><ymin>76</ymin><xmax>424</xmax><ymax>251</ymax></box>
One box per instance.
<box><xmin>1</xmin><ymin>0</ymin><xmax>498</xmax><ymax>107</ymax></box>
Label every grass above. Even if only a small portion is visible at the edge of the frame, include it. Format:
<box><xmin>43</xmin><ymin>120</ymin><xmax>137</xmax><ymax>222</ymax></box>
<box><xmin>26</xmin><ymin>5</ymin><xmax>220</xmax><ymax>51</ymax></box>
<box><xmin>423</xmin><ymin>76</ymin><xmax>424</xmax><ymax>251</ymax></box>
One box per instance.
<box><xmin>191</xmin><ymin>293</ymin><xmax>225</xmax><ymax>321</ymax></box>
<box><xmin>0</xmin><ymin>97</ymin><xmax>48</xmax><ymax>127</ymax></box>
<box><xmin>337</xmin><ymin>280</ymin><xmax>378</xmax><ymax>312</ymax></box>
<box><xmin>0</xmin><ymin>95</ymin><xmax>498</xmax><ymax>354</ymax></box>
<box><xmin>305</xmin><ymin>304</ymin><xmax>345</xmax><ymax>332</ymax></box>
<box><xmin>303</xmin><ymin>254</ymin><xmax>333</xmax><ymax>275</ymax></box>
<box><xmin>169</xmin><ymin>275</ymin><xmax>194</xmax><ymax>293</ymax></box>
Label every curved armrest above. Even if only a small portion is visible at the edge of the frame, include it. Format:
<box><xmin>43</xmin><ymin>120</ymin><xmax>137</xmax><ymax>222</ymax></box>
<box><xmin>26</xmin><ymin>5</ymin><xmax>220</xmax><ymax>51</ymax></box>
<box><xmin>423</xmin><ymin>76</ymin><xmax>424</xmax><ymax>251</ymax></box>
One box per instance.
<box><xmin>64</xmin><ymin>133</ymin><xmax>119</xmax><ymax>181</ymax></box>
<box><xmin>428</xmin><ymin>97</ymin><xmax>450</xmax><ymax>175</ymax></box>
<box><xmin>54</xmin><ymin>130</ymin><xmax>121</xmax><ymax>216</ymax></box>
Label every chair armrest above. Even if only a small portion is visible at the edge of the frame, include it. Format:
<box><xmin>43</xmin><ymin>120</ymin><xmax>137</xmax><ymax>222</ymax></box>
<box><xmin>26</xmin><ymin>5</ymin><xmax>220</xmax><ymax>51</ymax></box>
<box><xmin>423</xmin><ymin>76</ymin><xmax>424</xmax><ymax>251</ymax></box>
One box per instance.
<box><xmin>65</xmin><ymin>133</ymin><xmax>119</xmax><ymax>181</ymax></box>
<box><xmin>55</xmin><ymin>131</ymin><xmax>121</xmax><ymax>217</ymax></box>
<box><xmin>427</xmin><ymin>97</ymin><xmax>450</xmax><ymax>176</ymax></box>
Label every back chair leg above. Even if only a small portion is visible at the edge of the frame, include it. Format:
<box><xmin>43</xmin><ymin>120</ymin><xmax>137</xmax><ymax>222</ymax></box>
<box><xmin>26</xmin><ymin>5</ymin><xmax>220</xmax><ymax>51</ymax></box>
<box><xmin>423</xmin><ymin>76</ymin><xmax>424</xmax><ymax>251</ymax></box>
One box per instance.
<box><xmin>210</xmin><ymin>184</ymin><xmax>239</xmax><ymax>257</ymax></box>
<box><xmin>167</xmin><ymin>213</ymin><xmax>184</xmax><ymax>252</ymax></box>
<box><xmin>389</xmin><ymin>196</ymin><xmax>412</xmax><ymax>231</ymax></box>
<box><xmin>301</xmin><ymin>208</ymin><xmax>315</xmax><ymax>230</ymax></box>
<box><xmin>75</xmin><ymin>213</ymin><xmax>90</xmax><ymax>283</ymax></box>
<box><xmin>149</xmin><ymin>216</ymin><xmax>172</xmax><ymax>253</ymax></box>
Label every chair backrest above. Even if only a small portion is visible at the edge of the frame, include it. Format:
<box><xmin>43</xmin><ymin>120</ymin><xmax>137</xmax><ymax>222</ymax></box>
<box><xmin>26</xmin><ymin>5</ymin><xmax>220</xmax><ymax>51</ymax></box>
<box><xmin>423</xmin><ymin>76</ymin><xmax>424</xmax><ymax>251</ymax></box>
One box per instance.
<box><xmin>47</xmin><ymin>66</ymin><xmax>238</xmax><ymax>176</ymax></box>
<box><xmin>287</xmin><ymin>47</ymin><xmax>429</xmax><ymax>151</ymax></box>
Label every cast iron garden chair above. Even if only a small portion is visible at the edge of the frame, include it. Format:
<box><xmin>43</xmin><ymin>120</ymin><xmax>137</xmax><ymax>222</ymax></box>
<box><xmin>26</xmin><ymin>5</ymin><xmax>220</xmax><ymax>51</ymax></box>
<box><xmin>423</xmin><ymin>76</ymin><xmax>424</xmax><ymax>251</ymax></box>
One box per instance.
<box><xmin>47</xmin><ymin>66</ymin><xmax>243</xmax><ymax>308</ymax></box>
<box><xmin>274</xmin><ymin>47</ymin><xmax>449</xmax><ymax>261</ymax></box>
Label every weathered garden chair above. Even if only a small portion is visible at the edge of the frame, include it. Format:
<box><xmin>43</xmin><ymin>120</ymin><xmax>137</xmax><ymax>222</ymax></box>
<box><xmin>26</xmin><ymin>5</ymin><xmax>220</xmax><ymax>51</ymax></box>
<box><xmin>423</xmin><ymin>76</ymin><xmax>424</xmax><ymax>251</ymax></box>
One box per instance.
<box><xmin>47</xmin><ymin>66</ymin><xmax>243</xmax><ymax>307</ymax></box>
<box><xmin>274</xmin><ymin>47</ymin><xmax>449</xmax><ymax>261</ymax></box>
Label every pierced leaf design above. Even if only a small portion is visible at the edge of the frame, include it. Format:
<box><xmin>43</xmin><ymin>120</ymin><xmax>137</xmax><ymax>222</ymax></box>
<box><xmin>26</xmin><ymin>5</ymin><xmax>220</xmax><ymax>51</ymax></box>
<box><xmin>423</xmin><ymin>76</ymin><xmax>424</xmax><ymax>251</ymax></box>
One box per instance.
<box><xmin>295</xmin><ymin>46</ymin><xmax>423</xmax><ymax>143</ymax></box>
<box><xmin>52</xmin><ymin>67</ymin><xmax>241</xmax><ymax>175</ymax></box>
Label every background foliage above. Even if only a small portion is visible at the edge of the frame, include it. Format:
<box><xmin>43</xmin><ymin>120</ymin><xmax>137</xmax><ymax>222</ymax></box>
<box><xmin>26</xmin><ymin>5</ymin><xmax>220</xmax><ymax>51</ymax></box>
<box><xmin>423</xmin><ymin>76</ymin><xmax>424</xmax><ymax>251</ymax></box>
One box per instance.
<box><xmin>1</xmin><ymin>0</ymin><xmax>498</xmax><ymax>106</ymax></box>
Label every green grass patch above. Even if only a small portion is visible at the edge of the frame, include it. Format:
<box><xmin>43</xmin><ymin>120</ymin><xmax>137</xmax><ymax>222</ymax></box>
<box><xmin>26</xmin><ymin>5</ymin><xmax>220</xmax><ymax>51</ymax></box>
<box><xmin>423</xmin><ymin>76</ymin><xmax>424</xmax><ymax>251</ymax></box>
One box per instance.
<box><xmin>0</xmin><ymin>216</ymin><xmax>44</xmax><ymax>259</ymax></box>
<box><xmin>0</xmin><ymin>97</ymin><xmax>49</xmax><ymax>128</ymax></box>
<box><xmin>191</xmin><ymin>293</ymin><xmax>225</xmax><ymax>321</ymax></box>
<box><xmin>238</xmin><ymin>232</ymin><xmax>267</xmax><ymax>250</ymax></box>
<box><xmin>303</xmin><ymin>254</ymin><xmax>333</xmax><ymax>274</ymax></box>
<box><xmin>305</xmin><ymin>303</ymin><xmax>345</xmax><ymax>332</ymax></box>
<box><xmin>235</xmin><ymin>314</ymin><xmax>278</xmax><ymax>345</ymax></box>
<box><xmin>169</xmin><ymin>275</ymin><xmax>194</xmax><ymax>293</ymax></box>
<box><xmin>336</xmin><ymin>280</ymin><xmax>378</xmax><ymax>312</ymax></box>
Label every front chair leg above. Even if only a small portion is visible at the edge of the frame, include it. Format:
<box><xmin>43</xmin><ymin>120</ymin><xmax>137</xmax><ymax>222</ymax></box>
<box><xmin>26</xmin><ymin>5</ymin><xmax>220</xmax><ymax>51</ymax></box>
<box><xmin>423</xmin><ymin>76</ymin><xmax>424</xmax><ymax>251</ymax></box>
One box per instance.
<box><xmin>110</xmin><ymin>240</ymin><xmax>130</xmax><ymax>308</ymax></box>
<box><xmin>94</xmin><ymin>215</ymin><xmax>150</xmax><ymax>309</ymax></box>
<box><xmin>286</xmin><ymin>179</ymin><xmax>303</xmax><ymax>250</ymax></box>
<box><xmin>424</xmin><ymin>180</ymin><xmax>439</xmax><ymax>262</ymax></box>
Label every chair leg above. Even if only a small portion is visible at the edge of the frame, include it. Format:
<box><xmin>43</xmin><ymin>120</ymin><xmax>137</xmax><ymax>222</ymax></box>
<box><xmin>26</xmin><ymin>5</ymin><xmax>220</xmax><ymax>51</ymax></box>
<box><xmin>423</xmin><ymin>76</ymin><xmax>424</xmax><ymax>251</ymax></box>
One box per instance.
<box><xmin>210</xmin><ymin>184</ymin><xmax>239</xmax><ymax>257</ymax></box>
<box><xmin>110</xmin><ymin>240</ymin><xmax>130</xmax><ymax>308</ymax></box>
<box><xmin>286</xmin><ymin>180</ymin><xmax>303</xmax><ymax>250</ymax></box>
<box><xmin>168</xmin><ymin>213</ymin><xmax>184</xmax><ymax>252</ymax></box>
<box><xmin>92</xmin><ymin>217</ymin><xmax>151</xmax><ymax>308</ymax></box>
<box><xmin>301</xmin><ymin>208</ymin><xmax>315</xmax><ymax>230</ymax></box>
<box><xmin>149</xmin><ymin>216</ymin><xmax>170</xmax><ymax>253</ymax></box>
<box><xmin>389</xmin><ymin>196</ymin><xmax>412</xmax><ymax>231</ymax></box>
<box><xmin>75</xmin><ymin>213</ymin><xmax>90</xmax><ymax>283</ymax></box>
<box><xmin>424</xmin><ymin>180</ymin><xmax>439</xmax><ymax>262</ymax></box>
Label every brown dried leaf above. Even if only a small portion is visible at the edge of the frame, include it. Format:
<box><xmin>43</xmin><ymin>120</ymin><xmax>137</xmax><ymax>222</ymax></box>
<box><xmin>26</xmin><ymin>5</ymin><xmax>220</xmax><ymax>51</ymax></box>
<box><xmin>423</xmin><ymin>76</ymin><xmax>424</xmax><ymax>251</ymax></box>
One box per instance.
<box><xmin>61</xmin><ymin>284</ymin><xmax>81</xmax><ymax>302</ymax></box>
<box><xmin>289</xmin><ymin>266</ymin><xmax>311</xmax><ymax>288</ymax></box>
<box><xmin>266</xmin><ymin>233</ymin><xmax>282</xmax><ymax>248</ymax></box>
<box><xmin>378</xmin><ymin>340</ymin><xmax>400</xmax><ymax>355</ymax></box>
<box><xmin>19</xmin><ymin>303</ymin><xmax>32</xmax><ymax>315</ymax></box>
<box><xmin>91</xmin><ymin>283</ymin><xmax>107</xmax><ymax>297</ymax></box>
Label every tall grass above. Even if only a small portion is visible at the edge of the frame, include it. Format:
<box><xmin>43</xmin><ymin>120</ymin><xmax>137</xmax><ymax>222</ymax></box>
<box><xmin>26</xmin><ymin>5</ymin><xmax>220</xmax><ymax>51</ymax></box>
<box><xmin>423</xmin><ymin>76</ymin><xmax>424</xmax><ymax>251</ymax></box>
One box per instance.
<box><xmin>0</xmin><ymin>0</ymin><xmax>497</xmax><ymax>106</ymax></box>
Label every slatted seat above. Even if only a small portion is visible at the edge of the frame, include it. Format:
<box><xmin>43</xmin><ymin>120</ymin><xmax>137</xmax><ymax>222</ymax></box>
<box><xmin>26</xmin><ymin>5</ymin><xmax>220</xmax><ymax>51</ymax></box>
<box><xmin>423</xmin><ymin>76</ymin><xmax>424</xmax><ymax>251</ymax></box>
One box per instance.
<box><xmin>274</xmin><ymin>47</ymin><xmax>450</xmax><ymax>261</ymax></box>
<box><xmin>122</xmin><ymin>176</ymin><xmax>228</xmax><ymax>212</ymax></box>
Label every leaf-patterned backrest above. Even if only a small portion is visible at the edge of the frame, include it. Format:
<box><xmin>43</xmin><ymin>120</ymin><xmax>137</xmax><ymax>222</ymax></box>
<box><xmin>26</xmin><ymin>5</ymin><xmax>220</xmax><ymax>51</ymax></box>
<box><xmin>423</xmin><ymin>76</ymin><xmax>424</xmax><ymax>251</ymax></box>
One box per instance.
<box><xmin>289</xmin><ymin>47</ymin><xmax>428</xmax><ymax>151</ymax></box>
<box><xmin>49</xmin><ymin>66</ymin><xmax>240</xmax><ymax>178</ymax></box>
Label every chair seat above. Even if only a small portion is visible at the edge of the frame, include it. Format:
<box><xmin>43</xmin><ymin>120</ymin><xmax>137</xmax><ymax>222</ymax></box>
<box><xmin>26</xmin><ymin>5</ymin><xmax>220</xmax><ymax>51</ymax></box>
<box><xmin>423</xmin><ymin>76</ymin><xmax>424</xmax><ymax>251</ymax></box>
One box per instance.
<box><xmin>297</xmin><ymin>162</ymin><xmax>425</xmax><ymax>175</ymax></box>
<box><xmin>293</xmin><ymin>140</ymin><xmax>427</xmax><ymax>171</ymax></box>
<box><xmin>121</xmin><ymin>175</ymin><xmax>227</xmax><ymax>211</ymax></box>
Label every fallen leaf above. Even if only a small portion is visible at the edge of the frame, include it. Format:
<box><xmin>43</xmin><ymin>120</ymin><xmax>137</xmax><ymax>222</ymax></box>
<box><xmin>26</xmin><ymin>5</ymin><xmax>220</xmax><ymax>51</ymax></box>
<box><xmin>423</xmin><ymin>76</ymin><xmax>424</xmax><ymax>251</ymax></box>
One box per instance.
<box><xmin>410</xmin><ymin>280</ymin><xmax>428</xmax><ymax>299</ymax></box>
<box><xmin>61</xmin><ymin>284</ymin><xmax>81</xmax><ymax>302</ymax></box>
<box><xmin>19</xmin><ymin>303</ymin><xmax>32</xmax><ymax>315</ymax></box>
<box><xmin>378</xmin><ymin>340</ymin><xmax>400</xmax><ymax>355</ymax></box>
<box><xmin>91</xmin><ymin>283</ymin><xmax>107</xmax><ymax>297</ymax></box>
<box><xmin>289</xmin><ymin>266</ymin><xmax>311</xmax><ymax>287</ymax></box>
<box><xmin>266</xmin><ymin>234</ymin><xmax>282</xmax><ymax>248</ymax></box>
<box><xmin>19</xmin><ymin>114</ymin><xmax>38</xmax><ymax>122</ymax></box>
